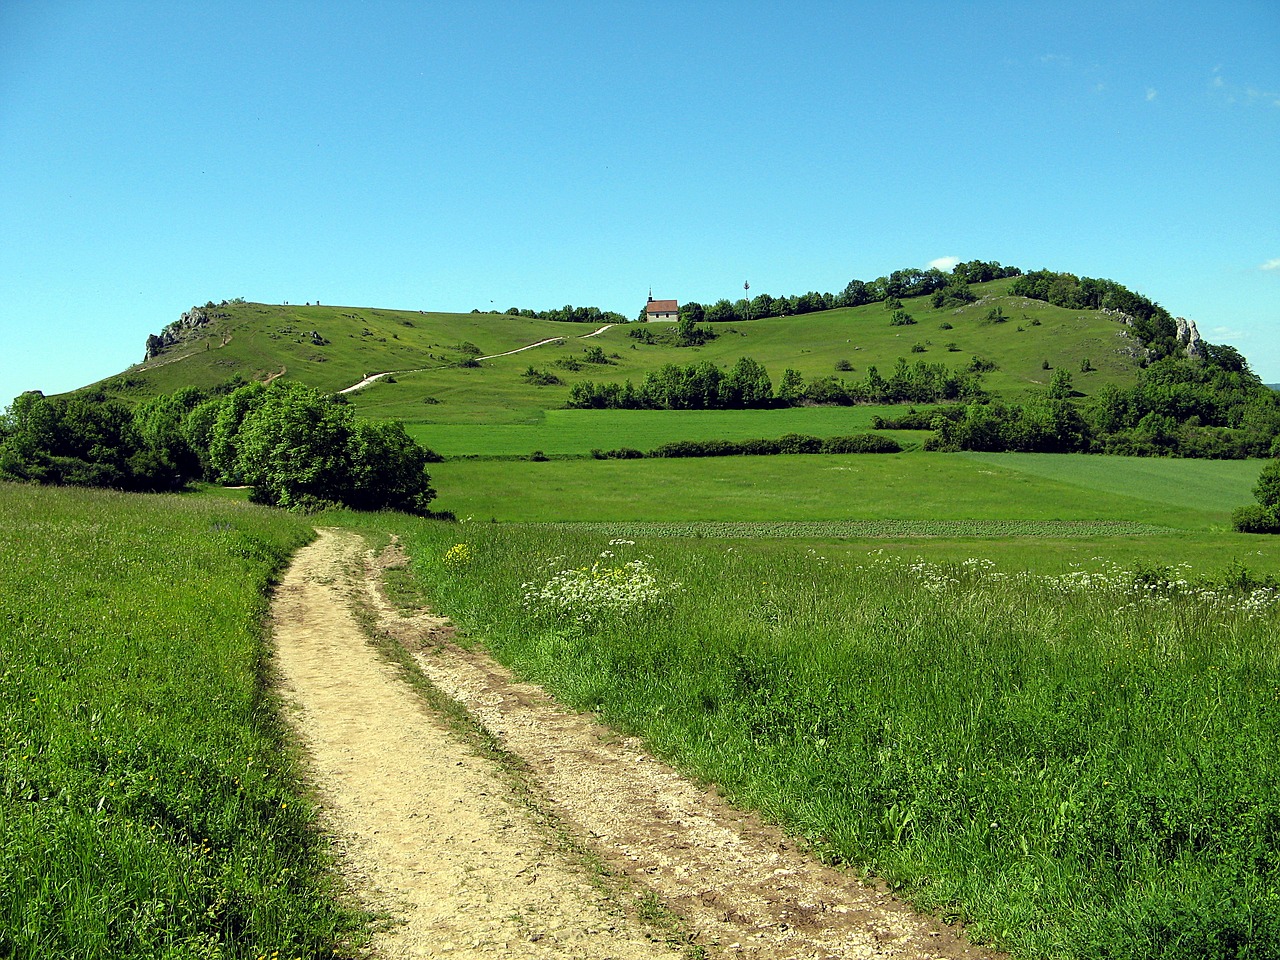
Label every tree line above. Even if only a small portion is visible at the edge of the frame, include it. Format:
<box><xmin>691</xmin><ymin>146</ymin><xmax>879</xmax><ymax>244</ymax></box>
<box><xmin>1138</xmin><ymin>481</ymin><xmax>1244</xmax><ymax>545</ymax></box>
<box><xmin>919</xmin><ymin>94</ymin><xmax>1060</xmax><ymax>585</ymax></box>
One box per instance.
<box><xmin>0</xmin><ymin>380</ymin><xmax>440</xmax><ymax>514</ymax></box>
<box><xmin>923</xmin><ymin>353</ymin><xmax>1280</xmax><ymax>459</ymax></box>
<box><xmin>673</xmin><ymin>260</ymin><xmax>1022</xmax><ymax>325</ymax></box>
<box><xmin>566</xmin><ymin>356</ymin><xmax>988</xmax><ymax>410</ymax></box>
<box><xmin>473</xmin><ymin>304</ymin><xmax>630</xmax><ymax>325</ymax></box>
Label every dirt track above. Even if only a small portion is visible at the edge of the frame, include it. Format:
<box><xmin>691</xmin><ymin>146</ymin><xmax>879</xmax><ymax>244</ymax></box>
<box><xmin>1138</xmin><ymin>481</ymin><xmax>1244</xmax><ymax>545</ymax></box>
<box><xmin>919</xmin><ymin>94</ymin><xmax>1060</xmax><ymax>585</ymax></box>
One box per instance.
<box><xmin>271</xmin><ymin>529</ymin><xmax>1003</xmax><ymax>960</ymax></box>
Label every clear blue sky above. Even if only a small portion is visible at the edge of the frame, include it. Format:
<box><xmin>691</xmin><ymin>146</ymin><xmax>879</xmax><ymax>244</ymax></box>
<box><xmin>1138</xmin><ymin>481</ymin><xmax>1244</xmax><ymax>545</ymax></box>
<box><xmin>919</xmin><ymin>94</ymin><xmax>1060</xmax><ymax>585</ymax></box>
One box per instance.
<box><xmin>2</xmin><ymin>1</ymin><xmax>1278</xmax><ymax>404</ymax></box>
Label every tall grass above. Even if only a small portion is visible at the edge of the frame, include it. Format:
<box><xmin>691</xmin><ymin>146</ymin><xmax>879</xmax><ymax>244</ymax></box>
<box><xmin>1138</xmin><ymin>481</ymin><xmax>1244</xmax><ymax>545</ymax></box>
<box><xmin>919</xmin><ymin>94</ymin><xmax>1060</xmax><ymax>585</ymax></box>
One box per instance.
<box><xmin>364</xmin><ymin>516</ymin><xmax>1280</xmax><ymax>959</ymax></box>
<box><xmin>0</xmin><ymin>484</ymin><xmax>360</xmax><ymax>959</ymax></box>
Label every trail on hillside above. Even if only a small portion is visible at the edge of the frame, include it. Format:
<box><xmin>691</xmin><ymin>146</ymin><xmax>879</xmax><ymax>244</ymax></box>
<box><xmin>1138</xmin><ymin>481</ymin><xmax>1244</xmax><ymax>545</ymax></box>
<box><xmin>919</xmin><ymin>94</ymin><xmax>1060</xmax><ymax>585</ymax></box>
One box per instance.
<box><xmin>337</xmin><ymin>325</ymin><xmax>616</xmax><ymax>393</ymax></box>
<box><xmin>272</xmin><ymin>529</ymin><xmax>1004</xmax><ymax>960</ymax></box>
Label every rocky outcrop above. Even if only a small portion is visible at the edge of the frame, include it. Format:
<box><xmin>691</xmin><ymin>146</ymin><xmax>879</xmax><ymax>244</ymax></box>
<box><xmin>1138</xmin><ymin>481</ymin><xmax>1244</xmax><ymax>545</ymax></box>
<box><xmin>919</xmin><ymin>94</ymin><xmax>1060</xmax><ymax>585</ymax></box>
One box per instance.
<box><xmin>1104</xmin><ymin>308</ymin><xmax>1205</xmax><ymax>360</ymax></box>
<box><xmin>144</xmin><ymin>303</ymin><xmax>229</xmax><ymax>360</ymax></box>
<box><xmin>1176</xmin><ymin>317</ymin><xmax>1204</xmax><ymax>358</ymax></box>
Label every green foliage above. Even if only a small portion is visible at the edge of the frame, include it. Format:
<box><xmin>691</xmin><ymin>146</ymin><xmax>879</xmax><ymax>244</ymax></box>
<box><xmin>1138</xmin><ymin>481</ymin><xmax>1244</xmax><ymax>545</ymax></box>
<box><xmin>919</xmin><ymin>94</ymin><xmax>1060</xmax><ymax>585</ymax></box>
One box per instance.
<box><xmin>927</xmin><ymin>400</ymin><xmax>1093</xmax><ymax>454</ymax></box>
<box><xmin>1253</xmin><ymin>459</ymin><xmax>1280</xmax><ymax>508</ymax></box>
<box><xmin>522</xmin><ymin>366</ymin><xmax>563</xmax><ymax>386</ymax></box>
<box><xmin>568</xmin><ymin>356</ymin><xmax>984</xmax><ymax>411</ymax></box>
<box><xmin>647</xmin><ymin>433</ymin><xmax>899</xmax><ymax>458</ymax></box>
<box><xmin>0</xmin><ymin>391</ymin><xmax>186</xmax><ymax>492</ymax></box>
<box><xmin>1233</xmin><ymin>460</ymin><xmax>1280</xmax><ymax>533</ymax></box>
<box><xmin>7</xmin><ymin>377</ymin><xmax>440</xmax><ymax>513</ymax></box>
<box><xmin>1047</xmin><ymin>368</ymin><xmax>1074</xmax><ymax>399</ymax></box>
<box><xmin>0</xmin><ymin>485</ymin><xmax>360</xmax><ymax>957</ymax></box>
<box><xmin>888</xmin><ymin>309</ymin><xmax>916</xmax><ymax>326</ymax></box>
<box><xmin>486</xmin><ymin>303</ymin><xmax>628</xmax><ymax>324</ymax></box>
<box><xmin>1232</xmin><ymin>504</ymin><xmax>1280</xmax><ymax>534</ymax></box>
<box><xmin>229</xmin><ymin>382</ymin><xmax>437</xmax><ymax>513</ymax></box>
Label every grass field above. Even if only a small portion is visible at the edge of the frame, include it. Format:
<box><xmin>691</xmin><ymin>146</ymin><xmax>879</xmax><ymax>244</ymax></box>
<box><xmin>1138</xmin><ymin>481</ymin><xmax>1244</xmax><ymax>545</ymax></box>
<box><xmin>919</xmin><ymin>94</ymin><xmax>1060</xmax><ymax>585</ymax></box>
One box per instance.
<box><xmin>0</xmin><ymin>484</ymin><xmax>361</xmax><ymax>959</ymax></box>
<box><xmin>334</xmin><ymin>511</ymin><xmax>1280</xmax><ymax>960</ymax></box>
<box><xmin>426</xmin><ymin>449</ymin><xmax>1265</xmax><ymax>521</ymax></box>
<box><xmin>406</xmin><ymin>406</ymin><xmax>926</xmax><ymax>456</ymax></box>
<box><xmin>8</xmin><ymin>434</ymin><xmax>1279</xmax><ymax>960</ymax></box>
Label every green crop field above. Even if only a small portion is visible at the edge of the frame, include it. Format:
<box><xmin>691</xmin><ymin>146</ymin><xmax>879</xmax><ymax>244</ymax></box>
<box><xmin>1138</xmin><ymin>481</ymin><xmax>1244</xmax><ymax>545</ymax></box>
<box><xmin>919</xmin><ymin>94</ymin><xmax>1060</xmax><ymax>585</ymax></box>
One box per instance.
<box><xmin>331</xmin><ymin>510</ymin><xmax>1280</xmax><ymax>960</ymax></box>
<box><xmin>0</xmin><ymin>484</ymin><xmax>362</xmax><ymax>959</ymax></box>
<box><xmin>406</xmin><ymin>406</ymin><xmax>924</xmax><ymax>456</ymax></box>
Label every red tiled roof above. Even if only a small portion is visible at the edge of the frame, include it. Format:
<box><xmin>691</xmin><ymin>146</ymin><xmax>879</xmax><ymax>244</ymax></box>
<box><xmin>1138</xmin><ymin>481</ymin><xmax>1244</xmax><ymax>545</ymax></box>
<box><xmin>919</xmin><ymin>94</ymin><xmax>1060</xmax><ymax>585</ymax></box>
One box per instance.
<box><xmin>646</xmin><ymin>299</ymin><xmax>679</xmax><ymax>313</ymax></box>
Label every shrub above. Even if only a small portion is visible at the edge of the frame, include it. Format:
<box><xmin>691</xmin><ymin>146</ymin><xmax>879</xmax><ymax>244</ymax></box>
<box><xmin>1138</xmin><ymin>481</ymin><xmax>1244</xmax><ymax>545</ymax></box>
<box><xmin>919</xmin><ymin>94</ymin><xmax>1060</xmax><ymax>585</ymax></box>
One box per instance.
<box><xmin>821</xmin><ymin>434</ymin><xmax>902</xmax><ymax>453</ymax></box>
<box><xmin>1232</xmin><ymin>504</ymin><xmax>1280</xmax><ymax>534</ymax></box>
<box><xmin>835</xmin><ymin>359</ymin><xmax>853</xmax><ymax>372</ymax></box>
<box><xmin>522</xmin><ymin>366</ymin><xmax>562</xmax><ymax>386</ymax></box>
<box><xmin>889</xmin><ymin>309</ymin><xmax>916</xmax><ymax>326</ymax></box>
<box><xmin>776</xmin><ymin>433</ymin><xmax>823</xmax><ymax>454</ymax></box>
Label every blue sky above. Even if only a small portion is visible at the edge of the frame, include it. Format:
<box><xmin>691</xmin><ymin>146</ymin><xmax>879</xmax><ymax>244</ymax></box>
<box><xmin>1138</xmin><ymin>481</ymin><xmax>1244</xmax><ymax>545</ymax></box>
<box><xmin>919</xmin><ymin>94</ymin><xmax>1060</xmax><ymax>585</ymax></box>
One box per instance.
<box><xmin>2</xmin><ymin>1</ymin><xmax>1278</xmax><ymax>404</ymax></box>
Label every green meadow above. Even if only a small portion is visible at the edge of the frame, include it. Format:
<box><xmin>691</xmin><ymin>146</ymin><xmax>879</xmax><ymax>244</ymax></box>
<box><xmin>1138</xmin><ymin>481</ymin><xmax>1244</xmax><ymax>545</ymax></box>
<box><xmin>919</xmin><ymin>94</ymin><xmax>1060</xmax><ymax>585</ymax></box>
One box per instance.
<box><xmin>0</xmin><ymin>484</ymin><xmax>361</xmax><ymax>959</ymax></box>
<box><xmin>405</xmin><ymin>406</ymin><xmax>922</xmax><ymax>456</ymax></box>
<box><xmin>7</xmin><ymin>439</ymin><xmax>1280</xmax><ymax>959</ymax></box>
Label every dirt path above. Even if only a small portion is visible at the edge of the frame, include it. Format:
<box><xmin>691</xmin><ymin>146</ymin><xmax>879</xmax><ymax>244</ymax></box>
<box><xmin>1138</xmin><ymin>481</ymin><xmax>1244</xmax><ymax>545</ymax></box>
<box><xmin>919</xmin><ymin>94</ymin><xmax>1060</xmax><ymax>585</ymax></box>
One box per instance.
<box><xmin>273</xmin><ymin>530</ymin><xmax>1004</xmax><ymax>960</ymax></box>
<box><xmin>338</xmin><ymin>326</ymin><xmax>615</xmax><ymax>393</ymax></box>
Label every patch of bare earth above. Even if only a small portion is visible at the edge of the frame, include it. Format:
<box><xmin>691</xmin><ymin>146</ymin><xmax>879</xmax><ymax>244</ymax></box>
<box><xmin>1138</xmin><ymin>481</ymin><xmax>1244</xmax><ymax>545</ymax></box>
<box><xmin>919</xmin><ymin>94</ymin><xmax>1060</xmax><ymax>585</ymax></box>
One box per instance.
<box><xmin>273</xmin><ymin>529</ymin><xmax>1006</xmax><ymax>960</ymax></box>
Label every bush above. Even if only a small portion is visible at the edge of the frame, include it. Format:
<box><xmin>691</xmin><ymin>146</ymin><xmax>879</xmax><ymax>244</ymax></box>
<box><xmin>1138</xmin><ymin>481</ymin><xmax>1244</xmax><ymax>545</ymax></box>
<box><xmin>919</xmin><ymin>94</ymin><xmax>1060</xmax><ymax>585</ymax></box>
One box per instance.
<box><xmin>835</xmin><ymin>359</ymin><xmax>853</xmax><ymax>372</ymax></box>
<box><xmin>1232</xmin><ymin>504</ymin><xmax>1280</xmax><ymax>534</ymax></box>
<box><xmin>821</xmin><ymin>434</ymin><xmax>902</xmax><ymax>453</ymax></box>
<box><xmin>889</xmin><ymin>309</ymin><xmax>916</xmax><ymax>326</ymax></box>
<box><xmin>232</xmin><ymin>382</ymin><xmax>436</xmax><ymax>514</ymax></box>
<box><xmin>522</xmin><ymin>366</ymin><xmax>562</xmax><ymax>386</ymax></box>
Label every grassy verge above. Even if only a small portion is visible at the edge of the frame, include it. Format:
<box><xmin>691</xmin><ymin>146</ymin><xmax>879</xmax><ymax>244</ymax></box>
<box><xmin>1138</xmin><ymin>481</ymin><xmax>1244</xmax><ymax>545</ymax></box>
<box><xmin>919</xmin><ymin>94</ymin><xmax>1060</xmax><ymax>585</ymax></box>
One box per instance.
<box><xmin>0</xmin><ymin>483</ymin><xmax>362</xmax><ymax>959</ymax></box>
<box><xmin>343</xmin><ymin>515</ymin><xmax>1280</xmax><ymax>959</ymax></box>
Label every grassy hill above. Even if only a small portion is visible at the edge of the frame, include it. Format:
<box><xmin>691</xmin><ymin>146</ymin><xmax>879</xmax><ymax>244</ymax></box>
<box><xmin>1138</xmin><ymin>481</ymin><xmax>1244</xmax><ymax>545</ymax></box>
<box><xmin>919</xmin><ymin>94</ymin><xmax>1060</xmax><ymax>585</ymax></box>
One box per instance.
<box><xmin>87</xmin><ymin>280</ymin><xmax>1146</xmax><ymax>428</ymax></box>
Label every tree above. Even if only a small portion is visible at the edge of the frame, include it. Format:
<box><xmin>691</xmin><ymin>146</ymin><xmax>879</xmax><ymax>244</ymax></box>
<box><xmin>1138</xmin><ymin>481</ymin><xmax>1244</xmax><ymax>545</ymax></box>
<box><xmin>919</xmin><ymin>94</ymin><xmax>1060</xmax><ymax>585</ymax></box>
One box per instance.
<box><xmin>720</xmin><ymin>357</ymin><xmax>773</xmax><ymax>408</ymax></box>
<box><xmin>234</xmin><ymin>382</ymin><xmax>355</xmax><ymax>510</ymax></box>
<box><xmin>1047</xmin><ymin>369</ymin><xmax>1074</xmax><ymax>400</ymax></box>
<box><xmin>776</xmin><ymin>369</ymin><xmax>804</xmax><ymax>405</ymax></box>
<box><xmin>678</xmin><ymin>301</ymin><xmax>705</xmax><ymax>324</ymax></box>
<box><xmin>0</xmin><ymin>391</ymin><xmax>180</xmax><ymax>491</ymax></box>
<box><xmin>838</xmin><ymin>279</ymin><xmax>872</xmax><ymax>307</ymax></box>
<box><xmin>207</xmin><ymin>382</ymin><xmax>268</xmax><ymax>483</ymax></box>
<box><xmin>1233</xmin><ymin>458</ymin><xmax>1280</xmax><ymax>533</ymax></box>
<box><xmin>345</xmin><ymin>420</ymin><xmax>436</xmax><ymax>514</ymax></box>
<box><xmin>230</xmin><ymin>381</ymin><xmax>437</xmax><ymax>513</ymax></box>
<box><xmin>1255</xmin><ymin>459</ymin><xmax>1280</xmax><ymax>511</ymax></box>
<box><xmin>704</xmin><ymin>299</ymin><xmax>738</xmax><ymax>323</ymax></box>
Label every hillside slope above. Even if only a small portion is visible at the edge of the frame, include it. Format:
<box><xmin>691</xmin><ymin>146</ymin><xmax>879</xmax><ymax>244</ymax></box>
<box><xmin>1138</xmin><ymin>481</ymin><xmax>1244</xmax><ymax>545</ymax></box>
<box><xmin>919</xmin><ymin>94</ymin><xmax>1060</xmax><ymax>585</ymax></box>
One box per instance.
<box><xmin>85</xmin><ymin>280</ymin><xmax>1158</xmax><ymax>425</ymax></box>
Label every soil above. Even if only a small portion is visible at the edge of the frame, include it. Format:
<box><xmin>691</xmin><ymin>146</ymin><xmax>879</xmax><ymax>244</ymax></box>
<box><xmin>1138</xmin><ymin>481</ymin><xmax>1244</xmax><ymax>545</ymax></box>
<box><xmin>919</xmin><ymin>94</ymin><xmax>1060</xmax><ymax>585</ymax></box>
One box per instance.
<box><xmin>271</xmin><ymin>528</ymin><xmax>1006</xmax><ymax>960</ymax></box>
